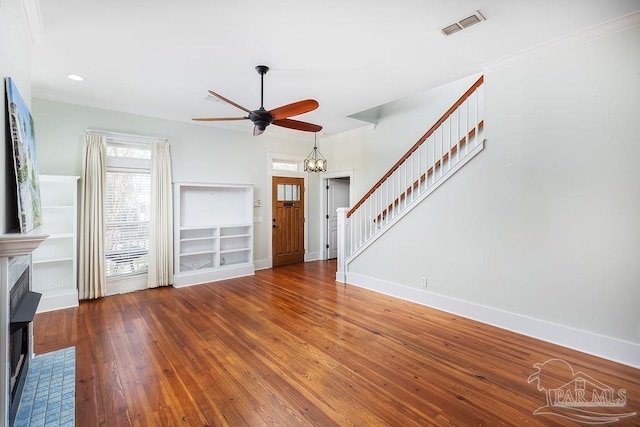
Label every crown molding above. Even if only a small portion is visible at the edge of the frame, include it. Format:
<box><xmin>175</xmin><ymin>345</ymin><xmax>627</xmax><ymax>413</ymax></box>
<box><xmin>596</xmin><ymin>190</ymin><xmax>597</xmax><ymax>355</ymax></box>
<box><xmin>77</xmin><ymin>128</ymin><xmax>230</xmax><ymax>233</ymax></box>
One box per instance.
<box><xmin>483</xmin><ymin>10</ymin><xmax>640</xmax><ymax>72</ymax></box>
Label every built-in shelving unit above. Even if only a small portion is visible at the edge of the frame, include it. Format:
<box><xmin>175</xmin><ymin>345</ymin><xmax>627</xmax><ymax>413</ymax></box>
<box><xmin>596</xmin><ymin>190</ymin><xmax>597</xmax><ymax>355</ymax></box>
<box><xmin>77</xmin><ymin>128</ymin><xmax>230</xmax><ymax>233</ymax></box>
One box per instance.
<box><xmin>31</xmin><ymin>175</ymin><xmax>79</xmax><ymax>312</ymax></box>
<box><xmin>174</xmin><ymin>182</ymin><xmax>254</xmax><ymax>287</ymax></box>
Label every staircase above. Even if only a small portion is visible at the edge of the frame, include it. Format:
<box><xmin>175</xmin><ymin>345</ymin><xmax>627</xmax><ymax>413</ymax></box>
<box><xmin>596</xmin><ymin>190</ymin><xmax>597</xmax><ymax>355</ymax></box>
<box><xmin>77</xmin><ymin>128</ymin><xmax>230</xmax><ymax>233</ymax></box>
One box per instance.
<box><xmin>337</xmin><ymin>76</ymin><xmax>485</xmax><ymax>279</ymax></box>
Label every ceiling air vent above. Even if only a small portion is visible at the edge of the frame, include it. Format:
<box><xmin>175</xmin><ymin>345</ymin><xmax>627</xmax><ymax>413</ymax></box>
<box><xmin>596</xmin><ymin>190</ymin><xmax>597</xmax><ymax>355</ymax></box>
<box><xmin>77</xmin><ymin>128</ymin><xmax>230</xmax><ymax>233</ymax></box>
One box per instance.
<box><xmin>441</xmin><ymin>10</ymin><xmax>485</xmax><ymax>36</ymax></box>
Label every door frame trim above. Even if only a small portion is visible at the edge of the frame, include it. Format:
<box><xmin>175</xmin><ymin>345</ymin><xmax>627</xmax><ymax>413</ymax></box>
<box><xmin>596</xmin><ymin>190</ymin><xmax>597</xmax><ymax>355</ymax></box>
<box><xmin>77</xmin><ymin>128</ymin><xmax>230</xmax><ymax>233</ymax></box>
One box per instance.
<box><xmin>268</xmin><ymin>151</ymin><xmax>309</xmax><ymax>268</ymax></box>
<box><xmin>319</xmin><ymin>169</ymin><xmax>354</xmax><ymax>261</ymax></box>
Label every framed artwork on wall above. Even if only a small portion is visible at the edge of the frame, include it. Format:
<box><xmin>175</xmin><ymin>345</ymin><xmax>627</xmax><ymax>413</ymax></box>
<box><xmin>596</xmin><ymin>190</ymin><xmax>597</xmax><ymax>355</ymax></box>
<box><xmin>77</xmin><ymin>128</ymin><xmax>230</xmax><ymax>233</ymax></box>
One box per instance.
<box><xmin>5</xmin><ymin>77</ymin><xmax>42</xmax><ymax>233</ymax></box>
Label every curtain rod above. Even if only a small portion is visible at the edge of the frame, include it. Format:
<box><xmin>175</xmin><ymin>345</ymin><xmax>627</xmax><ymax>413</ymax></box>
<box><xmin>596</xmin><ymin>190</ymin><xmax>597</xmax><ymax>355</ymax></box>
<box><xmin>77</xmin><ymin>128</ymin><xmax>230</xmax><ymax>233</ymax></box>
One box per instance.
<box><xmin>85</xmin><ymin>129</ymin><xmax>168</xmax><ymax>143</ymax></box>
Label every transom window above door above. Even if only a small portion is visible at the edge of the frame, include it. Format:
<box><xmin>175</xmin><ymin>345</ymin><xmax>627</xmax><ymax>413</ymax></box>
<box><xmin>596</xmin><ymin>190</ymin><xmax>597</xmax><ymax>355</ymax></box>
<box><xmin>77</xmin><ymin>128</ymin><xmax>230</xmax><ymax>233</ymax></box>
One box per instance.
<box><xmin>272</xmin><ymin>160</ymin><xmax>300</xmax><ymax>172</ymax></box>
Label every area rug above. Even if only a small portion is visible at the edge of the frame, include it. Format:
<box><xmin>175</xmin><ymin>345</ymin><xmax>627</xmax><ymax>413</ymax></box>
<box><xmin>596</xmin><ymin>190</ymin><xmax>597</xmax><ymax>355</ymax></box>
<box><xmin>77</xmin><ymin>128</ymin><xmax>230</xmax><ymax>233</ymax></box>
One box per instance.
<box><xmin>15</xmin><ymin>346</ymin><xmax>75</xmax><ymax>426</ymax></box>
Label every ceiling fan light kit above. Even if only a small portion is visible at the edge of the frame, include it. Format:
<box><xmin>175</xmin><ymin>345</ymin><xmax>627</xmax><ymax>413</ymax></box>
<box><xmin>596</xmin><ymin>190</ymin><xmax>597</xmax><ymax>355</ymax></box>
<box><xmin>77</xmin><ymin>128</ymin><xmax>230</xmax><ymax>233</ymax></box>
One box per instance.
<box><xmin>193</xmin><ymin>65</ymin><xmax>322</xmax><ymax>136</ymax></box>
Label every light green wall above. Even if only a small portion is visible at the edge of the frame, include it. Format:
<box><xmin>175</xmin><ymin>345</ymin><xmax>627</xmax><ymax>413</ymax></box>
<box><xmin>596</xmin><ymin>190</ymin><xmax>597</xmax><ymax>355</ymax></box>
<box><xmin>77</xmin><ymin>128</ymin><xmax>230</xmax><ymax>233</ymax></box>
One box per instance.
<box><xmin>347</xmin><ymin>25</ymin><xmax>640</xmax><ymax>344</ymax></box>
<box><xmin>31</xmin><ymin>99</ymin><xmax>323</xmax><ymax>263</ymax></box>
<box><xmin>322</xmin><ymin>73</ymin><xmax>481</xmax><ymax>199</ymax></box>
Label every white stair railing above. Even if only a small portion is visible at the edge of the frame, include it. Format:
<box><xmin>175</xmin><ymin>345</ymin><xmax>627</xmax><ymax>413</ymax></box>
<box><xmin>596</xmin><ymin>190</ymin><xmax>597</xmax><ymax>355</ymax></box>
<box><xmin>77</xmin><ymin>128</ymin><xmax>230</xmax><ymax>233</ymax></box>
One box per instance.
<box><xmin>337</xmin><ymin>76</ymin><xmax>485</xmax><ymax>280</ymax></box>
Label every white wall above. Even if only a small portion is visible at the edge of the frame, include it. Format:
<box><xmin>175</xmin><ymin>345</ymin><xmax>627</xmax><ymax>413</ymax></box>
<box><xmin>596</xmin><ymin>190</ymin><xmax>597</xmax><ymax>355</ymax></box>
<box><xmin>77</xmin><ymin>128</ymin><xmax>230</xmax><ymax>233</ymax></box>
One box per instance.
<box><xmin>31</xmin><ymin>99</ymin><xmax>324</xmax><ymax>265</ymax></box>
<box><xmin>1</xmin><ymin>0</ymin><xmax>33</xmax><ymax>233</ymax></box>
<box><xmin>345</xmin><ymin>25</ymin><xmax>640</xmax><ymax>353</ymax></box>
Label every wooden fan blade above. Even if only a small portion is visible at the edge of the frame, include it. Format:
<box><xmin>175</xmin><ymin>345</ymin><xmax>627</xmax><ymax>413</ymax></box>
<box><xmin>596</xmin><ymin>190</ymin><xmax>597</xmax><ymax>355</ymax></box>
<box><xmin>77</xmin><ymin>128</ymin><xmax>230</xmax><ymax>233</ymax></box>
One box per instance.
<box><xmin>273</xmin><ymin>118</ymin><xmax>323</xmax><ymax>133</ymax></box>
<box><xmin>207</xmin><ymin>90</ymin><xmax>252</xmax><ymax>114</ymax></box>
<box><xmin>192</xmin><ymin>117</ymin><xmax>248</xmax><ymax>121</ymax></box>
<box><xmin>269</xmin><ymin>99</ymin><xmax>319</xmax><ymax>120</ymax></box>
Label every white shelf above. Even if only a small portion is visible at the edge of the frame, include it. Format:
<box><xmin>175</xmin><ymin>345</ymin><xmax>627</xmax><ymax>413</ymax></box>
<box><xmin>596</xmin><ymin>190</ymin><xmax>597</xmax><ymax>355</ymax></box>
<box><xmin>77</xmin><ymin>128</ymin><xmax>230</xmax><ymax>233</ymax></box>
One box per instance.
<box><xmin>180</xmin><ymin>249</ymin><xmax>217</xmax><ymax>257</ymax></box>
<box><xmin>180</xmin><ymin>225</ymin><xmax>217</xmax><ymax>231</ymax></box>
<box><xmin>220</xmin><ymin>248</ymin><xmax>251</xmax><ymax>254</ymax></box>
<box><xmin>179</xmin><ymin>265</ymin><xmax>215</xmax><ymax>273</ymax></box>
<box><xmin>32</xmin><ymin>175</ymin><xmax>80</xmax><ymax>312</ymax></box>
<box><xmin>174</xmin><ymin>182</ymin><xmax>254</xmax><ymax>287</ymax></box>
<box><xmin>180</xmin><ymin>236</ymin><xmax>216</xmax><ymax>242</ymax></box>
<box><xmin>33</xmin><ymin>256</ymin><xmax>74</xmax><ymax>264</ymax></box>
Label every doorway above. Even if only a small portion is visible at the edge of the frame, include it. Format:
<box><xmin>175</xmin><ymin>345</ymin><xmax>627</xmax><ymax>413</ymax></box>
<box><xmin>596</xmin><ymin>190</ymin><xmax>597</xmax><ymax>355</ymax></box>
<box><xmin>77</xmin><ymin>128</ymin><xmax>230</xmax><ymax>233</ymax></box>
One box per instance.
<box><xmin>325</xmin><ymin>177</ymin><xmax>351</xmax><ymax>260</ymax></box>
<box><xmin>272</xmin><ymin>176</ymin><xmax>305</xmax><ymax>267</ymax></box>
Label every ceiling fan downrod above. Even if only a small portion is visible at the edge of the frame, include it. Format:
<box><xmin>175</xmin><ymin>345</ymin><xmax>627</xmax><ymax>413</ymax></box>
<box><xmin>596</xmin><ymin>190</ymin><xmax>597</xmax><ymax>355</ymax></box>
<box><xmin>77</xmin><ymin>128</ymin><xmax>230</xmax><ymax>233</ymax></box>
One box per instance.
<box><xmin>251</xmin><ymin>65</ymin><xmax>272</xmax><ymax>133</ymax></box>
<box><xmin>255</xmin><ymin>65</ymin><xmax>269</xmax><ymax>109</ymax></box>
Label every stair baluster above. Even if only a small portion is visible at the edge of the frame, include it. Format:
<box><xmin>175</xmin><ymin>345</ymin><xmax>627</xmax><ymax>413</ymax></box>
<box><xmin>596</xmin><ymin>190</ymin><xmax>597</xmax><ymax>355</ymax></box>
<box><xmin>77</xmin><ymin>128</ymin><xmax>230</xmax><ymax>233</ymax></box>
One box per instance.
<box><xmin>337</xmin><ymin>76</ymin><xmax>485</xmax><ymax>279</ymax></box>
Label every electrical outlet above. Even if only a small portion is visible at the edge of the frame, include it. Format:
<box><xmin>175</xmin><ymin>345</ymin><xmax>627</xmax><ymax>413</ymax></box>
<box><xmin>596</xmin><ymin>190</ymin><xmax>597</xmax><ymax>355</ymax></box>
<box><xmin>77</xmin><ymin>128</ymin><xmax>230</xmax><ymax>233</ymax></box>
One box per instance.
<box><xmin>421</xmin><ymin>277</ymin><xmax>427</xmax><ymax>286</ymax></box>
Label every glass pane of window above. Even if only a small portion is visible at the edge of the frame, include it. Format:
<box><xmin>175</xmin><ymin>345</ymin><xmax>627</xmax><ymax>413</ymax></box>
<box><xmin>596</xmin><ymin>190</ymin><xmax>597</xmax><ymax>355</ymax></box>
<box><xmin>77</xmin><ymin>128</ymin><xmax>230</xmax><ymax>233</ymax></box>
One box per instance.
<box><xmin>277</xmin><ymin>183</ymin><xmax>301</xmax><ymax>201</ymax></box>
<box><xmin>106</xmin><ymin>144</ymin><xmax>151</xmax><ymax>159</ymax></box>
<box><xmin>105</xmin><ymin>170</ymin><xmax>150</xmax><ymax>278</ymax></box>
<box><xmin>277</xmin><ymin>184</ymin><xmax>285</xmax><ymax>201</ymax></box>
<box><xmin>272</xmin><ymin>161</ymin><xmax>299</xmax><ymax>171</ymax></box>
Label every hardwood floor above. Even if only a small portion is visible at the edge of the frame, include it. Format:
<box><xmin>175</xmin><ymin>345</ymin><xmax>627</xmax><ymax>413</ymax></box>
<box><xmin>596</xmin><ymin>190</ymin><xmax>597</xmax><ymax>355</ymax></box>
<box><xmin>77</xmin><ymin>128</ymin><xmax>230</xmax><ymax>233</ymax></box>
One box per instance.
<box><xmin>34</xmin><ymin>260</ymin><xmax>640</xmax><ymax>426</ymax></box>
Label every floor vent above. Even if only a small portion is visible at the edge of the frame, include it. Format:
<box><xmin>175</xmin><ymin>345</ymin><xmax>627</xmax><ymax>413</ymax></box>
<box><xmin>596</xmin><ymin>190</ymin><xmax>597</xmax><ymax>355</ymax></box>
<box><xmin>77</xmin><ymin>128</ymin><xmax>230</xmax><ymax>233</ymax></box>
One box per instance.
<box><xmin>441</xmin><ymin>10</ymin><xmax>485</xmax><ymax>36</ymax></box>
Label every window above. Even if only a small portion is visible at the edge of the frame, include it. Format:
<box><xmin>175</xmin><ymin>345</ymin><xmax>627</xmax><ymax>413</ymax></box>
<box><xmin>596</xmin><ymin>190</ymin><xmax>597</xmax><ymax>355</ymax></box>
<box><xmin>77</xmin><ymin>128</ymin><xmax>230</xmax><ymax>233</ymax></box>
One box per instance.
<box><xmin>277</xmin><ymin>183</ymin><xmax>300</xmax><ymax>201</ymax></box>
<box><xmin>105</xmin><ymin>141</ymin><xmax>151</xmax><ymax>278</ymax></box>
<box><xmin>272</xmin><ymin>160</ymin><xmax>300</xmax><ymax>172</ymax></box>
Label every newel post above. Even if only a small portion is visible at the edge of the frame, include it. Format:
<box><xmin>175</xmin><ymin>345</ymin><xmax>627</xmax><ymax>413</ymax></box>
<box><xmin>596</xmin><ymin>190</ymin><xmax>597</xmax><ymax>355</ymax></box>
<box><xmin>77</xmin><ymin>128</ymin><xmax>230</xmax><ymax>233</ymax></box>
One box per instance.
<box><xmin>335</xmin><ymin>208</ymin><xmax>348</xmax><ymax>283</ymax></box>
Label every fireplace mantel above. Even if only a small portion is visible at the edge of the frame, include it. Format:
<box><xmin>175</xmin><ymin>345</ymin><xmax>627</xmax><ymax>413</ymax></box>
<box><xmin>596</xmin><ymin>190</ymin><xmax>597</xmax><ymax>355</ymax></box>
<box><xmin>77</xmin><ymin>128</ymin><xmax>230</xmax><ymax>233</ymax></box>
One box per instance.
<box><xmin>0</xmin><ymin>233</ymin><xmax>49</xmax><ymax>257</ymax></box>
<box><xmin>1</xmin><ymin>232</ymin><xmax>48</xmax><ymax>427</ymax></box>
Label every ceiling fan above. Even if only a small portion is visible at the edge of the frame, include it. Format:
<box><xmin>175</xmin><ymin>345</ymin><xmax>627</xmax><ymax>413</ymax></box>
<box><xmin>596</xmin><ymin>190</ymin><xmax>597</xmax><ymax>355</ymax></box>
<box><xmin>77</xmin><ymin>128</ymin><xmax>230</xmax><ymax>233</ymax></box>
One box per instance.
<box><xmin>193</xmin><ymin>65</ymin><xmax>323</xmax><ymax>136</ymax></box>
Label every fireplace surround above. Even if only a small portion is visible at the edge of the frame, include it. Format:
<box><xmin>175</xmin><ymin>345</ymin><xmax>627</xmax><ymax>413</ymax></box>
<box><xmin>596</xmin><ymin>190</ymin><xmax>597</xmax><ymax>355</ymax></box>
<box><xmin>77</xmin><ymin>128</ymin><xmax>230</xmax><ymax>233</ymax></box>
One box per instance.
<box><xmin>8</xmin><ymin>258</ymin><xmax>41</xmax><ymax>425</ymax></box>
<box><xmin>1</xmin><ymin>234</ymin><xmax>48</xmax><ymax>427</ymax></box>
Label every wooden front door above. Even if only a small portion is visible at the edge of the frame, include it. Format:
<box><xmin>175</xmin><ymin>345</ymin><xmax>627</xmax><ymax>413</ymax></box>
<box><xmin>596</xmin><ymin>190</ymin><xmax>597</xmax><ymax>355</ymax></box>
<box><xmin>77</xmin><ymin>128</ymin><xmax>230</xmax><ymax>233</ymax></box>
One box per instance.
<box><xmin>272</xmin><ymin>176</ymin><xmax>304</xmax><ymax>267</ymax></box>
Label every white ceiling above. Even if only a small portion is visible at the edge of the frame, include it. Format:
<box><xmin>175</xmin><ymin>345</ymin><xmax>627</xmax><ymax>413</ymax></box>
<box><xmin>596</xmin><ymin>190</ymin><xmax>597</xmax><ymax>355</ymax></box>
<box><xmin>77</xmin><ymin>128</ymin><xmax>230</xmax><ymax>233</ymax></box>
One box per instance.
<box><xmin>30</xmin><ymin>0</ymin><xmax>640</xmax><ymax>137</ymax></box>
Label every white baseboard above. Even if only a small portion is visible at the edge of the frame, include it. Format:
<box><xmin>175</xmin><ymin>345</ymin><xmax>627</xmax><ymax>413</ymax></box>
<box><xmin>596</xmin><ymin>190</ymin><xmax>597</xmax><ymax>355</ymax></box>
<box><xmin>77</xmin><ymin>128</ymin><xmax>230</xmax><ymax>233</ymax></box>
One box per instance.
<box><xmin>305</xmin><ymin>252</ymin><xmax>322</xmax><ymax>262</ymax></box>
<box><xmin>106</xmin><ymin>274</ymin><xmax>148</xmax><ymax>295</ymax></box>
<box><xmin>36</xmin><ymin>290</ymin><xmax>79</xmax><ymax>313</ymax></box>
<box><xmin>254</xmin><ymin>258</ymin><xmax>271</xmax><ymax>271</ymax></box>
<box><xmin>254</xmin><ymin>255</ymin><xmax>323</xmax><ymax>271</ymax></box>
<box><xmin>174</xmin><ymin>264</ymin><xmax>254</xmax><ymax>288</ymax></box>
<box><xmin>346</xmin><ymin>272</ymin><xmax>640</xmax><ymax>369</ymax></box>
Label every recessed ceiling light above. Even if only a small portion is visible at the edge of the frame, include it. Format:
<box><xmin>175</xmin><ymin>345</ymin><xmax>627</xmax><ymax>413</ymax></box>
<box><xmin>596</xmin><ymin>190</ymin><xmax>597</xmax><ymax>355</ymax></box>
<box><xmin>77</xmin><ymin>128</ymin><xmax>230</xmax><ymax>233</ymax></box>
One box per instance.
<box><xmin>67</xmin><ymin>74</ymin><xmax>84</xmax><ymax>81</ymax></box>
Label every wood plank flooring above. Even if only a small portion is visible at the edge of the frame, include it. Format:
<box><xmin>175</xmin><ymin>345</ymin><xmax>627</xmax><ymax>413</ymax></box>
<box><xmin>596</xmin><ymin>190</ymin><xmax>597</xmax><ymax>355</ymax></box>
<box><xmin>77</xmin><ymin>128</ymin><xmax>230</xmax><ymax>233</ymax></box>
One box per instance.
<box><xmin>34</xmin><ymin>260</ymin><xmax>640</xmax><ymax>426</ymax></box>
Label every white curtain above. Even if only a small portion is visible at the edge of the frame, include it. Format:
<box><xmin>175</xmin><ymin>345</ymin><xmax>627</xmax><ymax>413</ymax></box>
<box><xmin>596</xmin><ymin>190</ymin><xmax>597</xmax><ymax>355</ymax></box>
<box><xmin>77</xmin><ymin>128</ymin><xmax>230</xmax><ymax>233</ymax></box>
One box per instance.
<box><xmin>147</xmin><ymin>141</ymin><xmax>174</xmax><ymax>288</ymax></box>
<box><xmin>79</xmin><ymin>134</ymin><xmax>107</xmax><ymax>300</ymax></box>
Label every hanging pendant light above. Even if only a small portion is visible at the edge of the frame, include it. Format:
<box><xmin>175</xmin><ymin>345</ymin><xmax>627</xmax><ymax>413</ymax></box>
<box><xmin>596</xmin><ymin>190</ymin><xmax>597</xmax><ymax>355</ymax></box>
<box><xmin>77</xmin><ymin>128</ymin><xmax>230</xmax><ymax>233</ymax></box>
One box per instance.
<box><xmin>304</xmin><ymin>132</ymin><xmax>327</xmax><ymax>173</ymax></box>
